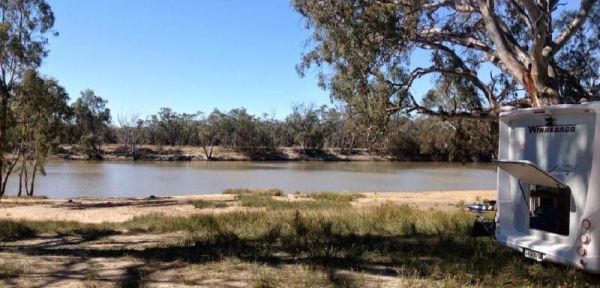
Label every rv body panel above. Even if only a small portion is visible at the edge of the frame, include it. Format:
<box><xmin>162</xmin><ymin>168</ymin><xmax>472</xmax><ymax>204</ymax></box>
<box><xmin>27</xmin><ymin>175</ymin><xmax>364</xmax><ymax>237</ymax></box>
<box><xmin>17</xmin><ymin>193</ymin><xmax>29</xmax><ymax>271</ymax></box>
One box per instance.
<box><xmin>495</xmin><ymin>103</ymin><xmax>600</xmax><ymax>273</ymax></box>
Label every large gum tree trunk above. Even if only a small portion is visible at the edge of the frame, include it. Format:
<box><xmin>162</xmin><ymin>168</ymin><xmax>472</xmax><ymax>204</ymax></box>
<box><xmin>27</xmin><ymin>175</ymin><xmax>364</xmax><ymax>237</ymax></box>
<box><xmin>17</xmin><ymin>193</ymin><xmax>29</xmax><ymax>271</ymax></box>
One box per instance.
<box><xmin>522</xmin><ymin>68</ymin><xmax>560</xmax><ymax>107</ymax></box>
<box><xmin>537</xmin><ymin>87</ymin><xmax>560</xmax><ymax>106</ymax></box>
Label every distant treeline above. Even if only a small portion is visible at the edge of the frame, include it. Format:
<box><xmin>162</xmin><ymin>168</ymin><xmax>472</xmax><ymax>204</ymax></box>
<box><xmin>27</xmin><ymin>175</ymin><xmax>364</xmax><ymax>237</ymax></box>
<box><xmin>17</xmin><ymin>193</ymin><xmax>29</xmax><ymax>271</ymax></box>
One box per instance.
<box><xmin>3</xmin><ymin>86</ymin><xmax>497</xmax><ymax>197</ymax></box>
<box><xmin>58</xmin><ymin>92</ymin><xmax>498</xmax><ymax>162</ymax></box>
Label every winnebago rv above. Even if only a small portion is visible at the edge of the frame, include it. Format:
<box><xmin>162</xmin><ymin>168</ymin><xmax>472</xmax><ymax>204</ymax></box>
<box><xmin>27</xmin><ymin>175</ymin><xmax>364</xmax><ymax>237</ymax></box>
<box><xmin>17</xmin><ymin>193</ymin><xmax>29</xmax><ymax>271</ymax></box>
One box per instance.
<box><xmin>495</xmin><ymin>102</ymin><xmax>600</xmax><ymax>272</ymax></box>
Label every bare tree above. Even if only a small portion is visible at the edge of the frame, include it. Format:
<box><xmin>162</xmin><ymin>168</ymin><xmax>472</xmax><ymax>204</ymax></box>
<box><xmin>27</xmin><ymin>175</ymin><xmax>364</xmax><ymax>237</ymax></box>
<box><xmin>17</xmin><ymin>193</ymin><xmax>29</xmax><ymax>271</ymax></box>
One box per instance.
<box><xmin>118</xmin><ymin>113</ymin><xmax>142</xmax><ymax>158</ymax></box>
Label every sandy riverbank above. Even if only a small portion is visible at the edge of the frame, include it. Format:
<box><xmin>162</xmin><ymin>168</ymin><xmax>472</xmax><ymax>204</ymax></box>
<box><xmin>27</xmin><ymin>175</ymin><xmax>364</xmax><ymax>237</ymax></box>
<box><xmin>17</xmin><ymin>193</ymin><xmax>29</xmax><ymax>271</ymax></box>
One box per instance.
<box><xmin>0</xmin><ymin>190</ymin><xmax>495</xmax><ymax>223</ymax></box>
<box><xmin>54</xmin><ymin>144</ymin><xmax>392</xmax><ymax>161</ymax></box>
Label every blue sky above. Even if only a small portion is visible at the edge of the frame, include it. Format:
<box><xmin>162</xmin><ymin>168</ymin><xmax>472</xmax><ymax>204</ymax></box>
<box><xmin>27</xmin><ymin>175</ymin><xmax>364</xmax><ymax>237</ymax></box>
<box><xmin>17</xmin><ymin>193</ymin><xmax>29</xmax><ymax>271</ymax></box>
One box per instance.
<box><xmin>38</xmin><ymin>1</ymin><xmax>584</xmax><ymax>120</ymax></box>
<box><xmin>40</xmin><ymin>0</ymin><xmax>336</xmax><ymax>119</ymax></box>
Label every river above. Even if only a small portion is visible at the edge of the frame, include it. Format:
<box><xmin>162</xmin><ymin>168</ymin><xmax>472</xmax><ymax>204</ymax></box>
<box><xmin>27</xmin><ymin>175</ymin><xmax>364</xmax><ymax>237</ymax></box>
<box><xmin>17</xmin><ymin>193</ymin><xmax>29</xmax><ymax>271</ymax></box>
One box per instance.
<box><xmin>4</xmin><ymin>161</ymin><xmax>497</xmax><ymax>199</ymax></box>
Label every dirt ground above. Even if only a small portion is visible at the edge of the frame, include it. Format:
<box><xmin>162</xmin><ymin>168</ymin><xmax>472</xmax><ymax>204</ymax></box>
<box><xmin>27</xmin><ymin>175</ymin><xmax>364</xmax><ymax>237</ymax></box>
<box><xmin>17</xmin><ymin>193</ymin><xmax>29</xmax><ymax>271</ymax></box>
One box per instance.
<box><xmin>0</xmin><ymin>190</ymin><xmax>495</xmax><ymax>223</ymax></box>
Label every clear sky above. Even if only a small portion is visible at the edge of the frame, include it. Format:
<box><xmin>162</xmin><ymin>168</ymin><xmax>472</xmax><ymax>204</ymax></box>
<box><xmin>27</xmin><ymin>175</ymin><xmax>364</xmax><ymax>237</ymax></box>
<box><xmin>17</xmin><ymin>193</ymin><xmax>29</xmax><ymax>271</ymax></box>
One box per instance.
<box><xmin>38</xmin><ymin>1</ymin><xmax>583</xmax><ymax>120</ymax></box>
<box><xmin>39</xmin><ymin>0</ymin><xmax>334</xmax><ymax>119</ymax></box>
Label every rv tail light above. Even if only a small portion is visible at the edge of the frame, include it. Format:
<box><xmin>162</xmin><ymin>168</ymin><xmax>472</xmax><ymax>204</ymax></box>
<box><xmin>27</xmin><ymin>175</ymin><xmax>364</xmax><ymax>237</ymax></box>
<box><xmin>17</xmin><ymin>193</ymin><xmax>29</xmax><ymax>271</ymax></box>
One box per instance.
<box><xmin>582</xmin><ymin>235</ymin><xmax>591</xmax><ymax>244</ymax></box>
<box><xmin>578</xmin><ymin>247</ymin><xmax>587</xmax><ymax>257</ymax></box>
<box><xmin>582</xmin><ymin>219</ymin><xmax>592</xmax><ymax>230</ymax></box>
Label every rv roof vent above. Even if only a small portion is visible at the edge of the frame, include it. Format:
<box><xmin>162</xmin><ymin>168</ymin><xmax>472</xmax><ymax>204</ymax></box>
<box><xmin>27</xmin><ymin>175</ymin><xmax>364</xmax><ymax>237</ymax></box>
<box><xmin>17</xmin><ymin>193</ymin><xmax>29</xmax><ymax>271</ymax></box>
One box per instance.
<box><xmin>580</xmin><ymin>98</ymin><xmax>589</xmax><ymax>104</ymax></box>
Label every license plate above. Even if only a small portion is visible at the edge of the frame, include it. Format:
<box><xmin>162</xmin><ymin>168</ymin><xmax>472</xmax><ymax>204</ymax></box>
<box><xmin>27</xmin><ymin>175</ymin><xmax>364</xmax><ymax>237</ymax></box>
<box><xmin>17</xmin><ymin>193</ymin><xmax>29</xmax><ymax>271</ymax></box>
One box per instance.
<box><xmin>524</xmin><ymin>248</ymin><xmax>544</xmax><ymax>261</ymax></box>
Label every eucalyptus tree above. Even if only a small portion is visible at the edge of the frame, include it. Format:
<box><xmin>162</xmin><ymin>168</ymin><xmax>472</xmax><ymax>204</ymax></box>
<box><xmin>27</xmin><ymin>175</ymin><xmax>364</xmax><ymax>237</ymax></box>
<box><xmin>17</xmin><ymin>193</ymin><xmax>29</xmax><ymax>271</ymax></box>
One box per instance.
<box><xmin>228</xmin><ymin>108</ymin><xmax>271</xmax><ymax>152</ymax></box>
<box><xmin>286</xmin><ymin>104</ymin><xmax>338</xmax><ymax>149</ymax></box>
<box><xmin>11</xmin><ymin>70</ymin><xmax>69</xmax><ymax>196</ymax></box>
<box><xmin>293</xmin><ymin>0</ymin><xmax>600</xmax><ymax>119</ymax></box>
<box><xmin>72</xmin><ymin>89</ymin><xmax>111</xmax><ymax>159</ymax></box>
<box><xmin>0</xmin><ymin>0</ymin><xmax>55</xmax><ymax>197</ymax></box>
<box><xmin>197</xmin><ymin>110</ymin><xmax>225</xmax><ymax>159</ymax></box>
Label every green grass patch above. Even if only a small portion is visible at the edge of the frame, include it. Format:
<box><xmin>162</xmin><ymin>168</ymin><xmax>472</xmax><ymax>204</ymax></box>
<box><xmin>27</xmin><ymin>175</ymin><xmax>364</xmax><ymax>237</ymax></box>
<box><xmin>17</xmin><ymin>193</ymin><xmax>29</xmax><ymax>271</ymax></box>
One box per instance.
<box><xmin>304</xmin><ymin>192</ymin><xmax>365</xmax><ymax>202</ymax></box>
<box><xmin>0</xmin><ymin>219</ymin><xmax>116</xmax><ymax>241</ymax></box>
<box><xmin>222</xmin><ymin>188</ymin><xmax>285</xmax><ymax>197</ymax></box>
<box><xmin>189</xmin><ymin>199</ymin><xmax>228</xmax><ymax>209</ymax></box>
<box><xmin>0</xmin><ymin>220</ymin><xmax>36</xmax><ymax>241</ymax></box>
<box><xmin>236</xmin><ymin>194</ymin><xmax>350</xmax><ymax>210</ymax></box>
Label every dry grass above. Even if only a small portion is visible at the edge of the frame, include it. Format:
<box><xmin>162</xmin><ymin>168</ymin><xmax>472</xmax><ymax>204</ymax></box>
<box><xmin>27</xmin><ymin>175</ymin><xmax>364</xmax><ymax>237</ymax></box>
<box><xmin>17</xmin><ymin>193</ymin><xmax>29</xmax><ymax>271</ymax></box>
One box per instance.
<box><xmin>1</xmin><ymin>191</ymin><xmax>599</xmax><ymax>287</ymax></box>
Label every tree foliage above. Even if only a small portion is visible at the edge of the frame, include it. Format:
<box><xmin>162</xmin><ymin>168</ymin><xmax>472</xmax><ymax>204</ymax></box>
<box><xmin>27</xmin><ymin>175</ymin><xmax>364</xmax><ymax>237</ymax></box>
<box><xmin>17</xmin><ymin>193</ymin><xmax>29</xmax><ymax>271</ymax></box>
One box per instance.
<box><xmin>0</xmin><ymin>0</ymin><xmax>55</xmax><ymax>197</ymax></box>
<box><xmin>71</xmin><ymin>89</ymin><xmax>111</xmax><ymax>159</ymax></box>
<box><xmin>10</xmin><ymin>70</ymin><xmax>69</xmax><ymax>196</ymax></box>
<box><xmin>86</xmin><ymin>105</ymin><xmax>497</xmax><ymax>162</ymax></box>
<box><xmin>293</xmin><ymin>0</ymin><xmax>600</xmax><ymax>119</ymax></box>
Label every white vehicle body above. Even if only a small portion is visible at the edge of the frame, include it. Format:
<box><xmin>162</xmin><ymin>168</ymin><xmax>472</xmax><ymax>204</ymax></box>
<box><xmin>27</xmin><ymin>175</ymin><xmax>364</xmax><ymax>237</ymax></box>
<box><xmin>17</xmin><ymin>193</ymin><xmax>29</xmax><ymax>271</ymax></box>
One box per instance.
<box><xmin>495</xmin><ymin>102</ymin><xmax>600</xmax><ymax>273</ymax></box>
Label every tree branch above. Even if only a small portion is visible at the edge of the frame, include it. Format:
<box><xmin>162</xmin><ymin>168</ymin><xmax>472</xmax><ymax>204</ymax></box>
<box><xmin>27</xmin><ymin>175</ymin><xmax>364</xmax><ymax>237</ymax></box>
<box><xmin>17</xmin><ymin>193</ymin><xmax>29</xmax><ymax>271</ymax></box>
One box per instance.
<box><xmin>418</xmin><ymin>28</ymin><xmax>493</xmax><ymax>54</ymax></box>
<box><xmin>478</xmin><ymin>0</ymin><xmax>535</xmax><ymax>103</ymax></box>
<box><xmin>508</xmin><ymin>0</ymin><xmax>534</xmax><ymax>32</ymax></box>
<box><xmin>416</xmin><ymin>41</ymin><xmax>498</xmax><ymax>109</ymax></box>
<box><xmin>422</xmin><ymin>0</ymin><xmax>479</xmax><ymax>13</ymax></box>
<box><xmin>550</xmin><ymin>0</ymin><xmax>598</xmax><ymax>57</ymax></box>
<box><xmin>387</xmin><ymin>101</ymin><xmax>494</xmax><ymax>120</ymax></box>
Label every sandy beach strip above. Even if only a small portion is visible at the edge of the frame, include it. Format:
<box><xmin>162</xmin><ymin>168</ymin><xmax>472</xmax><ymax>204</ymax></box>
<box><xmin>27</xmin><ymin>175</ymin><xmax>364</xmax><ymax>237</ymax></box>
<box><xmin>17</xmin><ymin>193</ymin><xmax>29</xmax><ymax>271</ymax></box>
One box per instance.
<box><xmin>0</xmin><ymin>190</ymin><xmax>495</xmax><ymax>223</ymax></box>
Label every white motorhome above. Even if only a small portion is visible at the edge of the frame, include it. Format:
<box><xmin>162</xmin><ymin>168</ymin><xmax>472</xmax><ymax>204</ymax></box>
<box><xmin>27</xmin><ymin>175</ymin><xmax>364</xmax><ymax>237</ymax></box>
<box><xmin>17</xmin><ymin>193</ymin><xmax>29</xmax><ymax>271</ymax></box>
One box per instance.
<box><xmin>495</xmin><ymin>102</ymin><xmax>600</xmax><ymax>273</ymax></box>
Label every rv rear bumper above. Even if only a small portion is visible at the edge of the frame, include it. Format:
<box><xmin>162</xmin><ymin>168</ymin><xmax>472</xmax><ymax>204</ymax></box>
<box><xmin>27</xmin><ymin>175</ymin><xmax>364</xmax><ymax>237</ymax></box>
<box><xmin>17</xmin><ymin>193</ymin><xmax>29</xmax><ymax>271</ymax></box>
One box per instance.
<box><xmin>496</xmin><ymin>235</ymin><xmax>600</xmax><ymax>274</ymax></box>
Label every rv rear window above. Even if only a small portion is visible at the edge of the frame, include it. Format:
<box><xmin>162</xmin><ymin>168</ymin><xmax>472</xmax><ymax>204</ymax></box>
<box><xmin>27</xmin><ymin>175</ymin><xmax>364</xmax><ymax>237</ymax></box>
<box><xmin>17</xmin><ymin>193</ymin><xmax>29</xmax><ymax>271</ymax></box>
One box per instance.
<box><xmin>529</xmin><ymin>185</ymin><xmax>570</xmax><ymax>236</ymax></box>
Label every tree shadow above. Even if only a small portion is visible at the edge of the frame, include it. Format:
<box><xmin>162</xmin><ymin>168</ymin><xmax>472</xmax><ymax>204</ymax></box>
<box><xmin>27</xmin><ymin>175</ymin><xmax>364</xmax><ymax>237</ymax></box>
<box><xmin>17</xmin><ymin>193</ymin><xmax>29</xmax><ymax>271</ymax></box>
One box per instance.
<box><xmin>6</xmin><ymin>227</ymin><xmax>600</xmax><ymax>287</ymax></box>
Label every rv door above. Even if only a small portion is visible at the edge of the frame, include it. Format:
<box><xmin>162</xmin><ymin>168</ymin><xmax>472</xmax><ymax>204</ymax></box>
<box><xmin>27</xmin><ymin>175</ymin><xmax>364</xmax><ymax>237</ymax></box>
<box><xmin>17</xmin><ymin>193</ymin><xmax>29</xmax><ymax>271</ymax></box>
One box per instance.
<box><xmin>494</xmin><ymin>160</ymin><xmax>568</xmax><ymax>189</ymax></box>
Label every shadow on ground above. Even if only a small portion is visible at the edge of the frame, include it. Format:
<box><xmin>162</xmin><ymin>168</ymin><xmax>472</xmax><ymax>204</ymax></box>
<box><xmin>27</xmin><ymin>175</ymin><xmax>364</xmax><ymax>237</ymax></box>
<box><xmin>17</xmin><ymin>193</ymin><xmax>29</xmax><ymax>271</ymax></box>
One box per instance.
<box><xmin>2</xmin><ymin>226</ymin><xmax>600</xmax><ymax>287</ymax></box>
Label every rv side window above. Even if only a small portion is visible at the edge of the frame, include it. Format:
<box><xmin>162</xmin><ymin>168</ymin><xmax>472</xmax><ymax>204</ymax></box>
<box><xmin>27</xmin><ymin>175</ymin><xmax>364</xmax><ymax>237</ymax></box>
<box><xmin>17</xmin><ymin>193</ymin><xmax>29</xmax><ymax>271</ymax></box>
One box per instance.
<box><xmin>529</xmin><ymin>185</ymin><xmax>570</xmax><ymax>236</ymax></box>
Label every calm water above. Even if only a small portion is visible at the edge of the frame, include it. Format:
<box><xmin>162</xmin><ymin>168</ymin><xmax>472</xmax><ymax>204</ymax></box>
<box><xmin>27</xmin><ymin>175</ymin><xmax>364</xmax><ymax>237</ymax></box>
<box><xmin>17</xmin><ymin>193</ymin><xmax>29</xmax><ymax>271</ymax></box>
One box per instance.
<box><xmin>5</xmin><ymin>161</ymin><xmax>496</xmax><ymax>199</ymax></box>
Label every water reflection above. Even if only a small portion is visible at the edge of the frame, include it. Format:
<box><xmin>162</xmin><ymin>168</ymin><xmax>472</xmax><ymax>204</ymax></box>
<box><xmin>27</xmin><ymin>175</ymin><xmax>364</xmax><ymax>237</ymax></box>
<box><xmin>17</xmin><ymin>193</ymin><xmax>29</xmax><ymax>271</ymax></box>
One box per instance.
<box><xmin>5</xmin><ymin>161</ymin><xmax>496</xmax><ymax>199</ymax></box>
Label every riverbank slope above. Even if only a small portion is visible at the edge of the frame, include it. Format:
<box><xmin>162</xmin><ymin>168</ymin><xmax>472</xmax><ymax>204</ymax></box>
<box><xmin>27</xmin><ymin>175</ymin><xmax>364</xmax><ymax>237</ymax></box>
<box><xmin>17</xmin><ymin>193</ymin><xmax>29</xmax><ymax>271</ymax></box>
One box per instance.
<box><xmin>54</xmin><ymin>144</ymin><xmax>400</xmax><ymax>161</ymax></box>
